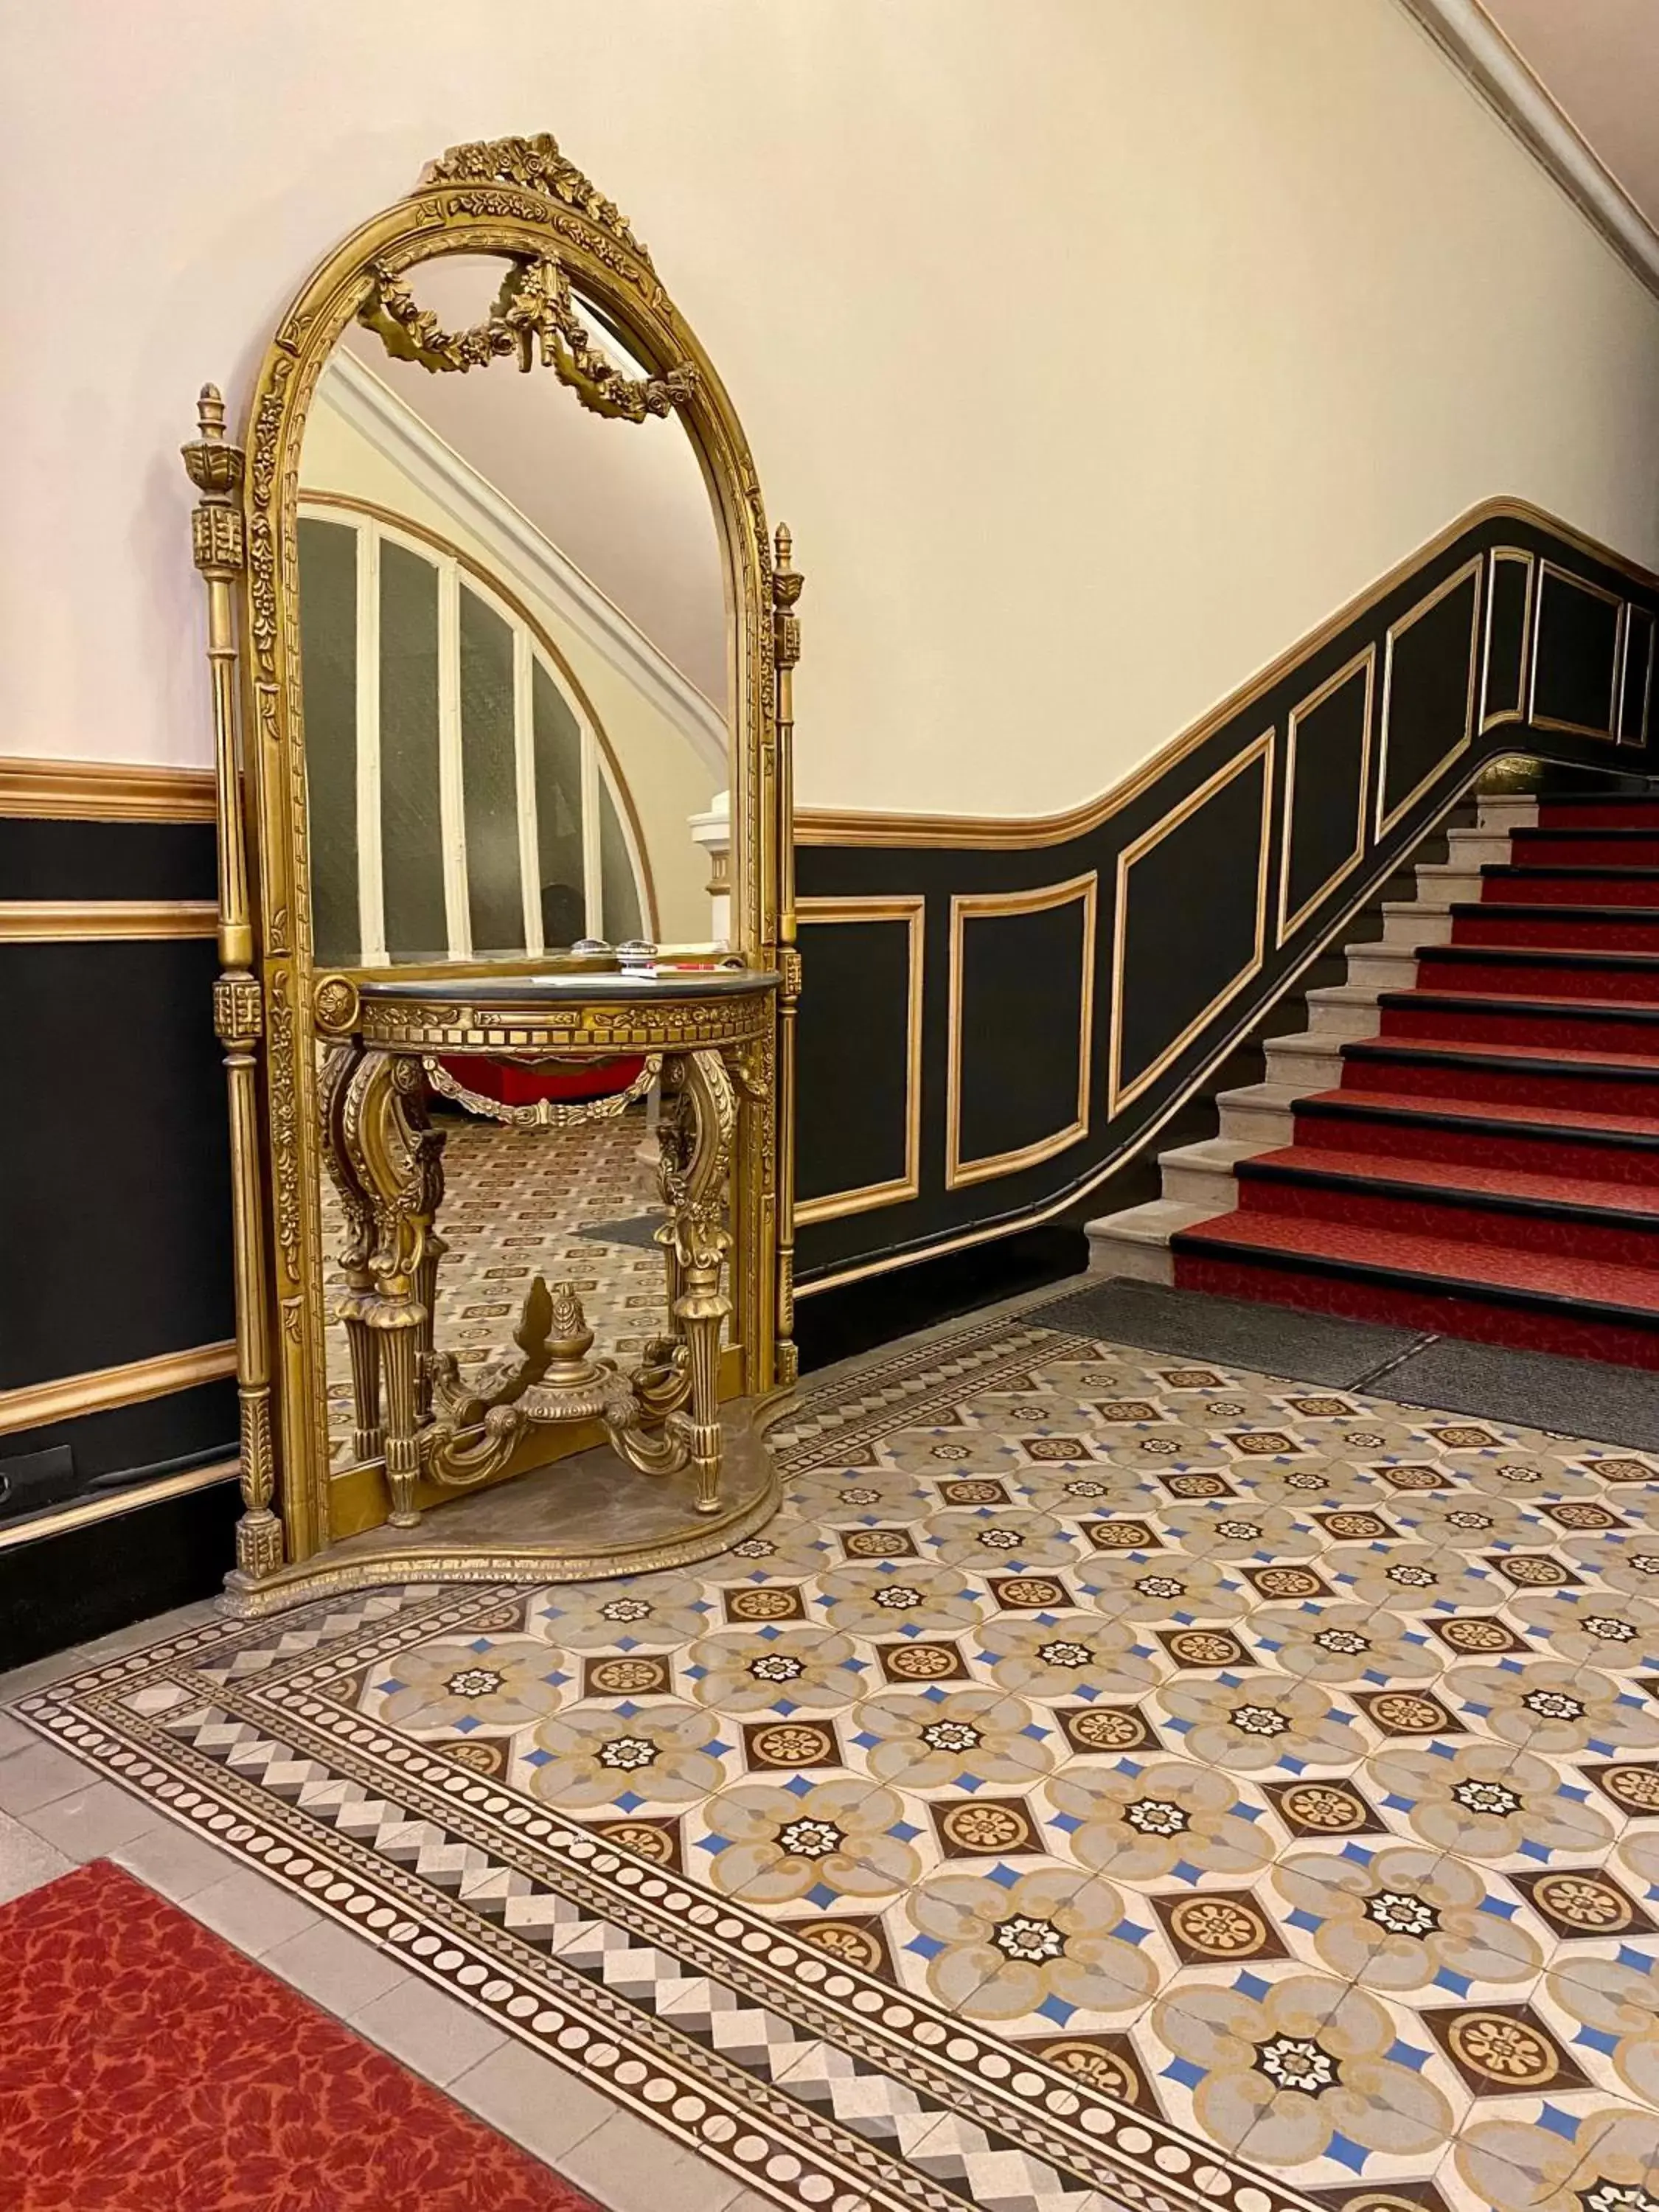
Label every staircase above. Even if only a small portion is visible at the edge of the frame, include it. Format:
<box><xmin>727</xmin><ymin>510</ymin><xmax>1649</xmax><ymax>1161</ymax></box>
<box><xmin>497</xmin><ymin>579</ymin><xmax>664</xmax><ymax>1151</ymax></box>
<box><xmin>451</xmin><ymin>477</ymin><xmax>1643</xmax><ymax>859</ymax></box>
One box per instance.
<box><xmin>1088</xmin><ymin>789</ymin><xmax>1659</xmax><ymax>1369</ymax></box>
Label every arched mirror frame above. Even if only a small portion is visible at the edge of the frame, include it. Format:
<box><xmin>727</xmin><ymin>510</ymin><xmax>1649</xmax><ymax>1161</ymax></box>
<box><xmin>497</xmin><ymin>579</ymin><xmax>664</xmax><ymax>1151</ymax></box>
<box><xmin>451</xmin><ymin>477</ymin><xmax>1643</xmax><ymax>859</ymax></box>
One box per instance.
<box><xmin>184</xmin><ymin>135</ymin><xmax>801</xmax><ymax>1579</ymax></box>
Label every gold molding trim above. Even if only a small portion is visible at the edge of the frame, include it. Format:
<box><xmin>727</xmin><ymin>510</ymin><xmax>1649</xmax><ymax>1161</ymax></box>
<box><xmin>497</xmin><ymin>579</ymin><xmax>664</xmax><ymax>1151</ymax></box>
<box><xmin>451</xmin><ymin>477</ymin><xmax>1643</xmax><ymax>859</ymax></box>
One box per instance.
<box><xmin>946</xmin><ymin>873</ymin><xmax>1097</xmax><ymax>1189</ymax></box>
<box><xmin>299</xmin><ymin>493</ymin><xmax>661</xmax><ymax>939</ymax></box>
<box><xmin>794</xmin><ymin>896</ymin><xmax>925</xmax><ymax>1223</ymax></box>
<box><xmin>1620</xmin><ymin>605</ymin><xmax>1656</xmax><ymax>748</ymax></box>
<box><xmin>0</xmin><ymin>757</ymin><xmax>216</xmax><ymax>824</ymax></box>
<box><xmin>1478</xmin><ymin>546</ymin><xmax>1536</xmax><ymax>733</ymax></box>
<box><xmin>0</xmin><ymin>900</ymin><xmax>219</xmax><ymax>943</ymax></box>
<box><xmin>793</xmin><ymin>499</ymin><xmax>1659</xmax><ymax>853</ymax></box>
<box><xmin>1528</xmin><ymin>558</ymin><xmax>1625</xmax><ymax>742</ymax></box>
<box><xmin>1276</xmin><ymin>644</ymin><xmax>1376</xmax><ymax>948</ymax></box>
<box><xmin>798</xmin><ymin>757</ymin><xmax>1488</xmax><ymax>1301</ymax></box>
<box><xmin>1108</xmin><ymin>735</ymin><xmax>1273</xmax><ymax>1118</ymax></box>
<box><xmin>0</xmin><ymin>1458</ymin><xmax>237</xmax><ymax>1555</ymax></box>
<box><xmin>1375</xmin><ymin>555</ymin><xmax>1484</xmax><ymax>839</ymax></box>
<box><xmin>0</xmin><ymin>1340</ymin><xmax>237</xmax><ymax>1438</ymax></box>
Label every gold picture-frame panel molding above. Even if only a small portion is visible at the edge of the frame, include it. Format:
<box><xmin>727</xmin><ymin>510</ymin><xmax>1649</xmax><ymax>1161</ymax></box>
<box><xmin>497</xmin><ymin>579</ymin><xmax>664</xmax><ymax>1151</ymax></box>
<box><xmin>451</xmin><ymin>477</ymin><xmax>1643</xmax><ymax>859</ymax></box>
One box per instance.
<box><xmin>1478</xmin><ymin>546</ymin><xmax>1535</xmax><ymax>734</ymax></box>
<box><xmin>1107</xmin><ymin>734</ymin><xmax>1273</xmax><ymax>1119</ymax></box>
<box><xmin>1528</xmin><ymin>558</ymin><xmax>1626</xmax><ymax>742</ymax></box>
<box><xmin>1374</xmin><ymin>554</ymin><xmax>1484</xmax><ymax>839</ymax></box>
<box><xmin>947</xmin><ymin>872</ymin><xmax>1098</xmax><ymax>1189</ymax></box>
<box><xmin>1275</xmin><ymin>644</ymin><xmax>1377</xmax><ymax>948</ymax></box>
<box><xmin>1621</xmin><ymin>605</ymin><xmax>1657</xmax><ymax>748</ymax></box>
<box><xmin>794</xmin><ymin>895</ymin><xmax>925</xmax><ymax>1225</ymax></box>
<box><xmin>189</xmin><ymin>133</ymin><xmax>794</xmax><ymax>1575</ymax></box>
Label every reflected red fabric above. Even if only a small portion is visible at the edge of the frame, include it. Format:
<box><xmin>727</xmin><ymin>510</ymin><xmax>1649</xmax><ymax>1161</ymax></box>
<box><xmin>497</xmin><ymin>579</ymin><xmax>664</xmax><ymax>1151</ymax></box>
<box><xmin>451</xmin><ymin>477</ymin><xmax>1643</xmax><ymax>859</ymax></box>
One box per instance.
<box><xmin>439</xmin><ymin>1054</ymin><xmax>646</xmax><ymax>1107</ymax></box>
<box><xmin>0</xmin><ymin>1860</ymin><xmax>602</xmax><ymax>2211</ymax></box>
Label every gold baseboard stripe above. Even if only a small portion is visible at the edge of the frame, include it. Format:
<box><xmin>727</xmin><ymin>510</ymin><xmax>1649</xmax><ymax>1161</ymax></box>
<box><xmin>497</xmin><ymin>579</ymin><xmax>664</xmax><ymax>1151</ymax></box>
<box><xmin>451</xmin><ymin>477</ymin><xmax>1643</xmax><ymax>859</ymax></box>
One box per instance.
<box><xmin>0</xmin><ymin>1458</ymin><xmax>238</xmax><ymax>1554</ymax></box>
<box><xmin>0</xmin><ymin>1340</ymin><xmax>238</xmax><ymax>1436</ymax></box>
<box><xmin>0</xmin><ymin>757</ymin><xmax>216</xmax><ymax>823</ymax></box>
<box><xmin>0</xmin><ymin>900</ymin><xmax>219</xmax><ymax>943</ymax></box>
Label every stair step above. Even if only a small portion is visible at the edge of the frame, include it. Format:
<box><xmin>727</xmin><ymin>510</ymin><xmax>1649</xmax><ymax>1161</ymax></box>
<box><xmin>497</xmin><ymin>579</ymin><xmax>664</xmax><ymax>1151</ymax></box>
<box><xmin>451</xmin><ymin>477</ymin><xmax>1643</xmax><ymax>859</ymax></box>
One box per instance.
<box><xmin>1378</xmin><ymin>988</ymin><xmax>1659</xmax><ymax>1056</ymax></box>
<box><xmin>1170</xmin><ymin>1211</ymin><xmax>1659</xmax><ymax>1367</ymax></box>
<box><xmin>1214</xmin><ymin>1081</ymin><xmax>1304</xmax><ymax>1148</ymax></box>
<box><xmin>1451</xmin><ymin>901</ymin><xmax>1659</xmax><ymax>953</ymax></box>
<box><xmin>1155</xmin><ymin>1136</ymin><xmax>1258</xmax><ymax>1206</ymax></box>
<box><xmin>1513</xmin><ymin>827</ymin><xmax>1659</xmax><ymax>865</ymax></box>
<box><xmin>1416</xmin><ymin>948</ymin><xmax>1659</xmax><ymax>1006</ymax></box>
<box><xmin>1234</xmin><ymin>1147</ymin><xmax>1659</xmax><ymax>1266</ymax></box>
<box><xmin>1085</xmin><ymin>1197</ymin><xmax>1220</xmax><ymax>1285</ymax></box>
<box><xmin>1482</xmin><ymin>866</ymin><xmax>1659</xmax><ymax>908</ymax></box>
<box><xmin>1539</xmin><ymin>798</ymin><xmax>1659</xmax><ymax>829</ymax></box>
<box><xmin>1291</xmin><ymin>1088</ymin><xmax>1659</xmax><ymax>1184</ymax></box>
<box><xmin>1338</xmin><ymin>1037</ymin><xmax>1659</xmax><ymax>1116</ymax></box>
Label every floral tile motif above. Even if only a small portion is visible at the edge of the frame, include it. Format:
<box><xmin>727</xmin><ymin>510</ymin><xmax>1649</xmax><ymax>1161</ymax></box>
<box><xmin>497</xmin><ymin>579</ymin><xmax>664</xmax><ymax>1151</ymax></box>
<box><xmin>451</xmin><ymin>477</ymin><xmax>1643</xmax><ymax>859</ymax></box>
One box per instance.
<box><xmin>13</xmin><ymin>1304</ymin><xmax>1659</xmax><ymax>2212</ymax></box>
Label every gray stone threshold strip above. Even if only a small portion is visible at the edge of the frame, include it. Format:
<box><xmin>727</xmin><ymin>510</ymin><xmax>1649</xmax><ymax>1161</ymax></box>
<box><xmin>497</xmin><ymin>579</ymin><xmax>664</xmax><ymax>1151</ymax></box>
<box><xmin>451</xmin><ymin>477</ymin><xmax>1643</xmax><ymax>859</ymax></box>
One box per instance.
<box><xmin>1037</xmin><ymin>1276</ymin><xmax>1659</xmax><ymax>1449</ymax></box>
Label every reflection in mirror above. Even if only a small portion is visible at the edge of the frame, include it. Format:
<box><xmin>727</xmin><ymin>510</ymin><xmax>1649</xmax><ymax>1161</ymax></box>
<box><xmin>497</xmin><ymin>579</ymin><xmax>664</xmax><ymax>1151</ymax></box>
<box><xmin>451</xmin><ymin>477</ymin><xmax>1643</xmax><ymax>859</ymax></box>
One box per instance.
<box><xmin>296</xmin><ymin>246</ymin><xmax>732</xmax><ymax>1466</ymax></box>
<box><xmin>297</xmin><ymin>250</ymin><xmax>728</xmax><ymax>971</ymax></box>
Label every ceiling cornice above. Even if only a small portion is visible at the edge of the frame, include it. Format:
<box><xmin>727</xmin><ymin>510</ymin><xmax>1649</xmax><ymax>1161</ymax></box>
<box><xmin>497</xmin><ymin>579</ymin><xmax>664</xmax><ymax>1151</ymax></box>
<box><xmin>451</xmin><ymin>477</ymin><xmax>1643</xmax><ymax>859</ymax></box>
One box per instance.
<box><xmin>1397</xmin><ymin>0</ymin><xmax>1659</xmax><ymax>305</ymax></box>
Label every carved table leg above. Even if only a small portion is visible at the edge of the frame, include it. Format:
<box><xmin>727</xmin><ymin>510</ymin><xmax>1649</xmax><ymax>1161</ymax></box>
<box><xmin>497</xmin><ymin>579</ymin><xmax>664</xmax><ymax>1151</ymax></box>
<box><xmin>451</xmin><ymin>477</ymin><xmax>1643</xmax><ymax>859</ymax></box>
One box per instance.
<box><xmin>339</xmin><ymin>1048</ymin><xmax>446</xmax><ymax>1528</ymax></box>
<box><xmin>321</xmin><ymin>1041</ymin><xmax>383</xmax><ymax>1462</ymax></box>
<box><xmin>659</xmin><ymin>1048</ymin><xmax>736</xmax><ymax>1513</ymax></box>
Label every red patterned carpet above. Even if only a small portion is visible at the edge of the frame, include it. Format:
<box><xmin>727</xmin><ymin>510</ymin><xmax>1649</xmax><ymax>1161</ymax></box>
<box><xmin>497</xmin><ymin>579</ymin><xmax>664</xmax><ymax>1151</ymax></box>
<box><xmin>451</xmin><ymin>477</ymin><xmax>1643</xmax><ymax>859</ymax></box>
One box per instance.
<box><xmin>1175</xmin><ymin>795</ymin><xmax>1659</xmax><ymax>1363</ymax></box>
<box><xmin>0</xmin><ymin>1860</ymin><xmax>602</xmax><ymax>2212</ymax></box>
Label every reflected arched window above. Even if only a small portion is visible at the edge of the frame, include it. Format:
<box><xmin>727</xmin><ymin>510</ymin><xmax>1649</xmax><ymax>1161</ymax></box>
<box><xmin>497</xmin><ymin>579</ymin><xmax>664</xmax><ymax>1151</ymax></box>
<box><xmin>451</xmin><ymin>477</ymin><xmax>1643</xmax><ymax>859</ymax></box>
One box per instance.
<box><xmin>297</xmin><ymin>501</ymin><xmax>652</xmax><ymax>967</ymax></box>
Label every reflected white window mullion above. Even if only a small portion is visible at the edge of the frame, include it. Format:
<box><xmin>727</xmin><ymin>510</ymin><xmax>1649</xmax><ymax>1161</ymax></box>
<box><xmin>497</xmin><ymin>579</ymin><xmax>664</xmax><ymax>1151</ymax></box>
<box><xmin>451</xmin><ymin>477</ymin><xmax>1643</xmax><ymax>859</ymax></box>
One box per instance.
<box><xmin>515</xmin><ymin>631</ymin><xmax>543</xmax><ymax>956</ymax></box>
<box><xmin>436</xmin><ymin>555</ymin><xmax>472</xmax><ymax>958</ymax></box>
<box><xmin>355</xmin><ymin>518</ymin><xmax>387</xmax><ymax>964</ymax></box>
<box><xmin>579</xmin><ymin>718</ymin><xmax>604</xmax><ymax>939</ymax></box>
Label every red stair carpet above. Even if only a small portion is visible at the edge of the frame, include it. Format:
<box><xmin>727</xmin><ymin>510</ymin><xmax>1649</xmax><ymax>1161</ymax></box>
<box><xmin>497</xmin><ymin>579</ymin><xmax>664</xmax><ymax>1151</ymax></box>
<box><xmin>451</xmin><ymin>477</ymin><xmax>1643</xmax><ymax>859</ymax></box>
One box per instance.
<box><xmin>1174</xmin><ymin>796</ymin><xmax>1659</xmax><ymax>1367</ymax></box>
<box><xmin>0</xmin><ymin>1860</ymin><xmax>602</xmax><ymax>2212</ymax></box>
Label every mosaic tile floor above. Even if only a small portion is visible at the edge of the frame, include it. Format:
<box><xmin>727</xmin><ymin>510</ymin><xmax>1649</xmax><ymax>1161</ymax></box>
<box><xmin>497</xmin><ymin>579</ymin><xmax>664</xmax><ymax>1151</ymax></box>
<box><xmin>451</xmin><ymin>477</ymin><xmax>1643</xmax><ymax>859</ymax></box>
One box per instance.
<box><xmin>14</xmin><ymin>1304</ymin><xmax>1659</xmax><ymax>2212</ymax></box>
<box><xmin>321</xmin><ymin>1110</ymin><xmax>664</xmax><ymax>1464</ymax></box>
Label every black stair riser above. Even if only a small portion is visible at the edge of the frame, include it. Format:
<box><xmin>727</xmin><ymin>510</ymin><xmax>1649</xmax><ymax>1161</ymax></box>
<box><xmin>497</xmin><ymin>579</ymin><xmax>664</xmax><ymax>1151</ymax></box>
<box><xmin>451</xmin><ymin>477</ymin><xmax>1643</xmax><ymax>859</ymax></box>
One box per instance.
<box><xmin>1419</xmin><ymin>945</ymin><xmax>1659</xmax><ymax>975</ymax></box>
<box><xmin>1343</xmin><ymin>1042</ymin><xmax>1659</xmax><ymax>1088</ymax></box>
<box><xmin>1380</xmin><ymin>991</ymin><xmax>1659</xmax><ymax>1032</ymax></box>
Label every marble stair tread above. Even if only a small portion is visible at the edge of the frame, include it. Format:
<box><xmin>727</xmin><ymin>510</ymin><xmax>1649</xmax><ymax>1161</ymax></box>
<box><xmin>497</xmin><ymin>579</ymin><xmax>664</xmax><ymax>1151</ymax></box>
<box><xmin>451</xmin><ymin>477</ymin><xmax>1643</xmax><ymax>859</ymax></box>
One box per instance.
<box><xmin>1084</xmin><ymin>1197</ymin><xmax>1226</xmax><ymax>1283</ymax></box>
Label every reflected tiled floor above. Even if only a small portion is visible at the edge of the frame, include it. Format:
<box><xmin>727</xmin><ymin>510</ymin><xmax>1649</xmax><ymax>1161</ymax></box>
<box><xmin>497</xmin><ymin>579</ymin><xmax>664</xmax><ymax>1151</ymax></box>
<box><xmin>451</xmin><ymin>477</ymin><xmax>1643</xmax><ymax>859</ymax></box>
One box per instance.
<box><xmin>11</xmin><ymin>1304</ymin><xmax>1659</xmax><ymax>2212</ymax></box>
<box><xmin>320</xmin><ymin>1109</ymin><xmax>663</xmax><ymax>1465</ymax></box>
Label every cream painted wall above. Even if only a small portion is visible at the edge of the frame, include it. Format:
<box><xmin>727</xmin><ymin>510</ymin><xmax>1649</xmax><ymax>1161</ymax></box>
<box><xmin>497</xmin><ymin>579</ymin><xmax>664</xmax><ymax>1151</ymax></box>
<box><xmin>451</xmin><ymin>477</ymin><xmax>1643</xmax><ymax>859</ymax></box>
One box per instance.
<box><xmin>2</xmin><ymin>0</ymin><xmax>1658</xmax><ymax>816</ymax></box>
<box><xmin>301</xmin><ymin>381</ymin><xmax>719</xmax><ymax>943</ymax></box>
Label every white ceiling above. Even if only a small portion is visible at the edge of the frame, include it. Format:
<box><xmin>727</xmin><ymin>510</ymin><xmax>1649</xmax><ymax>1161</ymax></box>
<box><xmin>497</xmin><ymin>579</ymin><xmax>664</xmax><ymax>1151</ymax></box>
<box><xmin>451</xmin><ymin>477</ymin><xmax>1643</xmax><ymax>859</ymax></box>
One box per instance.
<box><xmin>1481</xmin><ymin>0</ymin><xmax>1659</xmax><ymax>233</ymax></box>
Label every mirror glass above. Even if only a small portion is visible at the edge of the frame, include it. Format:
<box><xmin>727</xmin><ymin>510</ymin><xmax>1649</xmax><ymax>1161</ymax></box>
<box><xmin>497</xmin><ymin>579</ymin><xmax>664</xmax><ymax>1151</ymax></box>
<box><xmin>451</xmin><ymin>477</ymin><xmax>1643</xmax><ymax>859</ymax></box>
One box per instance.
<box><xmin>296</xmin><ymin>250</ymin><xmax>731</xmax><ymax>1468</ymax></box>
<box><xmin>298</xmin><ymin>252</ymin><xmax>729</xmax><ymax>970</ymax></box>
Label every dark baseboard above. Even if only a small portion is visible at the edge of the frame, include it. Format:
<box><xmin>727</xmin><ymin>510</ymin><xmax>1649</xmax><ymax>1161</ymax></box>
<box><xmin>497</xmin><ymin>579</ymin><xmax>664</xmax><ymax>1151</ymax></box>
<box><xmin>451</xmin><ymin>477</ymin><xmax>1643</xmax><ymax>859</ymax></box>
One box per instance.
<box><xmin>795</xmin><ymin>1223</ymin><xmax>1091</xmax><ymax>1374</ymax></box>
<box><xmin>0</xmin><ymin>1476</ymin><xmax>239</xmax><ymax>1674</ymax></box>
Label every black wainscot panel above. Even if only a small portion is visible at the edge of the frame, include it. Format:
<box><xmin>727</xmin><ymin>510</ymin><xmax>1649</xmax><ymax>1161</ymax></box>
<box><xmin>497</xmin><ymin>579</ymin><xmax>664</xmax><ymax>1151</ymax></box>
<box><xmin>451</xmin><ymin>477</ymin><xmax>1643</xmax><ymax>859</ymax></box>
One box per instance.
<box><xmin>1116</xmin><ymin>745</ymin><xmax>1268</xmax><ymax>1110</ymax></box>
<box><xmin>796</xmin><ymin>915</ymin><xmax>915</xmax><ymax>1213</ymax></box>
<box><xmin>0</xmin><ymin>939</ymin><xmax>234</xmax><ymax>1390</ymax></box>
<box><xmin>0</xmin><ymin>818</ymin><xmax>217</xmax><ymax>902</ymax></box>
<box><xmin>1281</xmin><ymin>650</ymin><xmax>1372</xmax><ymax>936</ymax></box>
<box><xmin>954</xmin><ymin>891</ymin><xmax>1090</xmax><ymax>1177</ymax></box>
<box><xmin>1481</xmin><ymin>552</ymin><xmax>1531</xmax><ymax>725</ymax></box>
<box><xmin>1533</xmin><ymin>560</ymin><xmax>1622</xmax><ymax>740</ymax></box>
<box><xmin>1380</xmin><ymin>559</ymin><xmax>1480</xmax><ymax>826</ymax></box>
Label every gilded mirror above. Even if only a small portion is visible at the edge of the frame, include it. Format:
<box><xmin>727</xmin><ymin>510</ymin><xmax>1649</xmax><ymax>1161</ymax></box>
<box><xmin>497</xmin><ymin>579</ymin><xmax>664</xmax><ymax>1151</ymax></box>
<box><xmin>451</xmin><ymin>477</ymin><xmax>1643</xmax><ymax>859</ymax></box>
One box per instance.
<box><xmin>183</xmin><ymin>134</ymin><xmax>801</xmax><ymax>1598</ymax></box>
